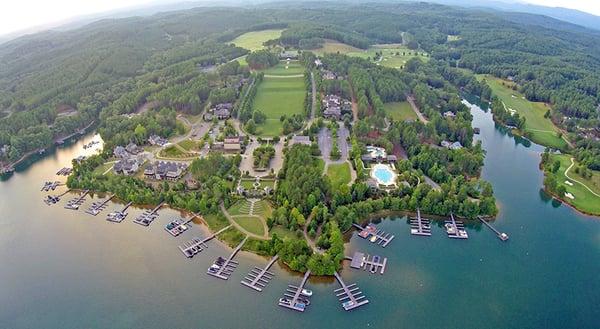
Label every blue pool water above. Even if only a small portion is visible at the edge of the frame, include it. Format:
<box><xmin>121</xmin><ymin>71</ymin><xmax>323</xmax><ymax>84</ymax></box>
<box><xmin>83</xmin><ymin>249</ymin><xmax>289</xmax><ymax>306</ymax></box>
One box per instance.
<box><xmin>372</xmin><ymin>165</ymin><xmax>394</xmax><ymax>184</ymax></box>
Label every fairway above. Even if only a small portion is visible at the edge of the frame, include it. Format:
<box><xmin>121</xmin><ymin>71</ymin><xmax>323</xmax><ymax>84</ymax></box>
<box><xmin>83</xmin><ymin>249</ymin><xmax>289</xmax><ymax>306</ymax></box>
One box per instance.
<box><xmin>313</xmin><ymin>40</ymin><xmax>363</xmax><ymax>55</ymax></box>
<box><xmin>482</xmin><ymin>75</ymin><xmax>568</xmax><ymax>150</ymax></box>
<box><xmin>252</xmin><ymin>61</ymin><xmax>306</xmax><ymax>136</ymax></box>
<box><xmin>326</xmin><ymin>162</ymin><xmax>352</xmax><ymax>190</ymax></box>
<box><xmin>548</xmin><ymin>154</ymin><xmax>600</xmax><ymax>215</ymax></box>
<box><xmin>231</xmin><ymin>29</ymin><xmax>283</xmax><ymax>51</ymax></box>
<box><xmin>384</xmin><ymin>101</ymin><xmax>417</xmax><ymax>121</ymax></box>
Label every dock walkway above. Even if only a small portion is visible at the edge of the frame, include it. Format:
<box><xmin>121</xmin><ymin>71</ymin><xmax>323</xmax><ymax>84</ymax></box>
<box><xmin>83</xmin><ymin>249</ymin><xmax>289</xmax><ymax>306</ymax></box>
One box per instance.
<box><xmin>64</xmin><ymin>190</ymin><xmax>89</xmax><ymax>210</ymax></box>
<box><xmin>334</xmin><ymin>271</ymin><xmax>369</xmax><ymax>311</ymax></box>
<box><xmin>165</xmin><ymin>214</ymin><xmax>199</xmax><ymax>237</ymax></box>
<box><xmin>477</xmin><ymin>216</ymin><xmax>509</xmax><ymax>241</ymax></box>
<box><xmin>85</xmin><ymin>194</ymin><xmax>114</xmax><ymax>216</ymax></box>
<box><xmin>352</xmin><ymin>223</ymin><xmax>394</xmax><ymax>247</ymax></box>
<box><xmin>179</xmin><ymin>225</ymin><xmax>231</xmax><ymax>258</ymax></box>
<box><xmin>106</xmin><ymin>202</ymin><xmax>132</xmax><ymax>223</ymax></box>
<box><xmin>241</xmin><ymin>255</ymin><xmax>279</xmax><ymax>292</ymax></box>
<box><xmin>207</xmin><ymin>237</ymin><xmax>248</xmax><ymax>280</ymax></box>
<box><xmin>347</xmin><ymin>251</ymin><xmax>387</xmax><ymax>275</ymax></box>
<box><xmin>410</xmin><ymin>208</ymin><xmax>432</xmax><ymax>236</ymax></box>
<box><xmin>133</xmin><ymin>202</ymin><xmax>164</xmax><ymax>226</ymax></box>
<box><xmin>278</xmin><ymin>270</ymin><xmax>312</xmax><ymax>312</ymax></box>
<box><xmin>445</xmin><ymin>213</ymin><xmax>468</xmax><ymax>239</ymax></box>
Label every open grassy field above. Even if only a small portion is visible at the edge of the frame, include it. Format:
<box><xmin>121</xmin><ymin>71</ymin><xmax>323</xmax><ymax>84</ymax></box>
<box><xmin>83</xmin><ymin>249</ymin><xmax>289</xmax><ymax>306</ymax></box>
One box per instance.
<box><xmin>313</xmin><ymin>40</ymin><xmax>363</xmax><ymax>55</ymax></box>
<box><xmin>270</xmin><ymin>225</ymin><xmax>298</xmax><ymax>239</ymax></box>
<box><xmin>231</xmin><ymin>29</ymin><xmax>283</xmax><ymax>51</ymax></box>
<box><xmin>547</xmin><ymin>154</ymin><xmax>600</xmax><ymax>215</ymax></box>
<box><xmin>384</xmin><ymin>101</ymin><xmax>417</xmax><ymax>122</ymax></box>
<box><xmin>326</xmin><ymin>162</ymin><xmax>352</xmax><ymax>190</ymax></box>
<box><xmin>252</xmin><ymin>62</ymin><xmax>306</xmax><ymax>136</ymax></box>
<box><xmin>481</xmin><ymin>75</ymin><xmax>568</xmax><ymax>150</ymax></box>
<box><xmin>315</xmin><ymin>42</ymin><xmax>427</xmax><ymax>69</ymax></box>
<box><xmin>177</xmin><ymin>139</ymin><xmax>199</xmax><ymax>151</ymax></box>
<box><xmin>232</xmin><ymin>216</ymin><xmax>265</xmax><ymax>236</ymax></box>
<box><xmin>158</xmin><ymin>145</ymin><xmax>195</xmax><ymax>159</ymax></box>
<box><xmin>261</xmin><ymin>61</ymin><xmax>305</xmax><ymax>76</ymax></box>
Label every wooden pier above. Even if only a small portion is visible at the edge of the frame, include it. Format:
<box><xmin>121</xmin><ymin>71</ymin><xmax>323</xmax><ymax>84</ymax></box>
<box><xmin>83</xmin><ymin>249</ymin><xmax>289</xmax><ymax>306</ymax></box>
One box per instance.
<box><xmin>85</xmin><ymin>194</ymin><xmax>114</xmax><ymax>216</ymax></box>
<box><xmin>445</xmin><ymin>213</ymin><xmax>468</xmax><ymax>239</ymax></box>
<box><xmin>241</xmin><ymin>255</ymin><xmax>279</xmax><ymax>292</ymax></box>
<box><xmin>133</xmin><ymin>202</ymin><xmax>164</xmax><ymax>226</ymax></box>
<box><xmin>178</xmin><ymin>225</ymin><xmax>231</xmax><ymax>258</ymax></box>
<box><xmin>64</xmin><ymin>190</ymin><xmax>89</xmax><ymax>210</ymax></box>
<box><xmin>207</xmin><ymin>237</ymin><xmax>248</xmax><ymax>280</ymax></box>
<box><xmin>165</xmin><ymin>214</ymin><xmax>199</xmax><ymax>237</ymax></box>
<box><xmin>352</xmin><ymin>223</ymin><xmax>395</xmax><ymax>247</ymax></box>
<box><xmin>347</xmin><ymin>251</ymin><xmax>387</xmax><ymax>275</ymax></box>
<box><xmin>334</xmin><ymin>272</ymin><xmax>369</xmax><ymax>311</ymax></box>
<box><xmin>410</xmin><ymin>208</ymin><xmax>432</xmax><ymax>236</ymax></box>
<box><xmin>278</xmin><ymin>270</ymin><xmax>312</xmax><ymax>312</ymax></box>
<box><xmin>106</xmin><ymin>202</ymin><xmax>132</xmax><ymax>223</ymax></box>
<box><xmin>477</xmin><ymin>216</ymin><xmax>509</xmax><ymax>241</ymax></box>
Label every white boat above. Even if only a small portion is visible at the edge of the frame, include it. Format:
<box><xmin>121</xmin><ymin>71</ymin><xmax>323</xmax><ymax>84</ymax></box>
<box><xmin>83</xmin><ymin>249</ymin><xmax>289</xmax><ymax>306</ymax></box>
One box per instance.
<box><xmin>301</xmin><ymin>288</ymin><xmax>312</xmax><ymax>297</ymax></box>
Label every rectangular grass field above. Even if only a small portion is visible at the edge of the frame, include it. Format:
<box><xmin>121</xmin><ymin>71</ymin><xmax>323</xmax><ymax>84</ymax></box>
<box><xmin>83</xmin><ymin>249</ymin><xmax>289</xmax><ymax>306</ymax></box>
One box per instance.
<box><xmin>231</xmin><ymin>29</ymin><xmax>284</xmax><ymax>51</ymax></box>
<box><xmin>384</xmin><ymin>101</ymin><xmax>417</xmax><ymax>122</ymax></box>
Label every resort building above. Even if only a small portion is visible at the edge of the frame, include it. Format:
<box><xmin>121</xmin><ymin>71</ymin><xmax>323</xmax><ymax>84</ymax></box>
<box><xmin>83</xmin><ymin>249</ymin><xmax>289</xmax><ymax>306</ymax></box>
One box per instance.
<box><xmin>280</xmin><ymin>51</ymin><xmax>299</xmax><ymax>60</ymax></box>
<box><xmin>314</xmin><ymin>59</ymin><xmax>323</xmax><ymax>67</ymax></box>
<box><xmin>144</xmin><ymin>161</ymin><xmax>188</xmax><ymax>181</ymax></box>
<box><xmin>113</xmin><ymin>146</ymin><xmax>129</xmax><ymax>158</ymax></box>
<box><xmin>361</xmin><ymin>146</ymin><xmax>389</xmax><ymax>163</ymax></box>
<box><xmin>212</xmin><ymin>136</ymin><xmax>243</xmax><ymax>153</ymax></box>
<box><xmin>322</xmin><ymin>94</ymin><xmax>351</xmax><ymax>120</ymax></box>
<box><xmin>148</xmin><ymin>135</ymin><xmax>169</xmax><ymax>147</ymax></box>
<box><xmin>126</xmin><ymin>142</ymin><xmax>142</xmax><ymax>155</ymax></box>
<box><xmin>113</xmin><ymin>157</ymin><xmax>142</xmax><ymax>176</ymax></box>
<box><xmin>290</xmin><ymin>135</ymin><xmax>311</xmax><ymax>146</ymax></box>
<box><xmin>441</xmin><ymin>140</ymin><xmax>463</xmax><ymax>150</ymax></box>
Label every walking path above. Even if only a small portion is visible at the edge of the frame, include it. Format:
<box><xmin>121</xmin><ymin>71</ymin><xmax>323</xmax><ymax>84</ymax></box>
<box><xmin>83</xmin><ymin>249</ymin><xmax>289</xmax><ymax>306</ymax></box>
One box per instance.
<box><xmin>565</xmin><ymin>158</ymin><xmax>600</xmax><ymax>198</ymax></box>
<box><xmin>407</xmin><ymin>95</ymin><xmax>428</xmax><ymax>123</ymax></box>
<box><xmin>220</xmin><ymin>202</ymin><xmax>269</xmax><ymax>240</ymax></box>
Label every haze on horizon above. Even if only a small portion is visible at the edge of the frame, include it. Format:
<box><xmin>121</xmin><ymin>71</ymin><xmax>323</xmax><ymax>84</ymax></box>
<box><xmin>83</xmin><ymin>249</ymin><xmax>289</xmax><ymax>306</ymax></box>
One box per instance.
<box><xmin>1</xmin><ymin>0</ymin><xmax>600</xmax><ymax>36</ymax></box>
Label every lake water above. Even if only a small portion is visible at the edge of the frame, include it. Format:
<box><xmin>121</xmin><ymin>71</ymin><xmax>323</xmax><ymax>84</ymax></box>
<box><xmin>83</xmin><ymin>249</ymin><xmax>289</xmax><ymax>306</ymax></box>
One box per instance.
<box><xmin>0</xmin><ymin>100</ymin><xmax>598</xmax><ymax>328</ymax></box>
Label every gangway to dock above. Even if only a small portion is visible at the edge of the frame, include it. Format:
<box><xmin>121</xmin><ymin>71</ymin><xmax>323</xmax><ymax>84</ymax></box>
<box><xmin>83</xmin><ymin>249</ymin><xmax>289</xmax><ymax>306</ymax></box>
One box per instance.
<box><xmin>178</xmin><ymin>225</ymin><xmax>231</xmax><ymax>258</ymax></box>
<box><xmin>352</xmin><ymin>223</ymin><xmax>394</xmax><ymax>247</ymax></box>
<box><xmin>64</xmin><ymin>190</ymin><xmax>89</xmax><ymax>210</ymax></box>
<box><xmin>241</xmin><ymin>255</ymin><xmax>279</xmax><ymax>292</ymax></box>
<box><xmin>85</xmin><ymin>194</ymin><xmax>114</xmax><ymax>216</ymax></box>
<box><xmin>106</xmin><ymin>202</ymin><xmax>132</xmax><ymax>223</ymax></box>
<box><xmin>445</xmin><ymin>213</ymin><xmax>468</xmax><ymax>239</ymax></box>
<box><xmin>278</xmin><ymin>270</ymin><xmax>312</xmax><ymax>312</ymax></box>
<box><xmin>410</xmin><ymin>209</ymin><xmax>432</xmax><ymax>236</ymax></box>
<box><xmin>477</xmin><ymin>216</ymin><xmax>509</xmax><ymax>241</ymax></box>
<box><xmin>333</xmin><ymin>272</ymin><xmax>369</xmax><ymax>311</ymax></box>
<box><xmin>347</xmin><ymin>251</ymin><xmax>387</xmax><ymax>275</ymax></box>
<box><xmin>207</xmin><ymin>237</ymin><xmax>248</xmax><ymax>280</ymax></box>
<box><xmin>133</xmin><ymin>202</ymin><xmax>164</xmax><ymax>226</ymax></box>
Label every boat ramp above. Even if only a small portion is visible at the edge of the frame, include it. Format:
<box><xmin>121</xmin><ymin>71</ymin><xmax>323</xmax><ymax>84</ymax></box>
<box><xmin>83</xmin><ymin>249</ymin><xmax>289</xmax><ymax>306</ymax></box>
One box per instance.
<box><xmin>106</xmin><ymin>202</ymin><xmax>132</xmax><ymax>223</ymax></box>
<box><xmin>410</xmin><ymin>208</ymin><xmax>432</xmax><ymax>236</ymax></box>
<box><xmin>278</xmin><ymin>270</ymin><xmax>312</xmax><ymax>312</ymax></box>
<box><xmin>85</xmin><ymin>194</ymin><xmax>114</xmax><ymax>216</ymax></box>
<box><xmin>64</xmin><ymin>190</ymin><xmax>89</xmax><ymax>210</ymax></box>
<box><xmin>165</xmin><ymin>214</ymin><xmax>199</xmax><ymax>237</ymax></box>
<box><xmin>445</xmin><ymin>213</ymin><xmax>468</xmax><ymax>239</ymax></box>
<box><xmin>178</xmin><ymin>225</ymin><xmax>231</xmax><ymax>258</ymax></box>
<box><xmin>347</xmin><ymin>251</ymin><xmax>387</xmax><ymax>275</ymax></box>
<box><xmin>207</xmin><ymin>237</ymin><xmax>248</xmax><ymax>280</ymax></box>
<box><xmin>133</xmin><ymin>202</ymin><xmax>164</xmax><ymax>226</ymax></box>
<box><xmin>477</xmin><ymin>216</ymin><xmax>509</xmax><ymax>241</ymax></box>
<box><xmin>241</xmin><ymin>255</ymin><xmax>279</xmax><ymax>292</ymax></box>
<box><xmin>334</xmin><ymin>272</ymin><xmax>369</xmax><ymax>311</ymax></box>
<box><xmin>353</xmin><ymin>223</ymin><xmax>394</xmax><ymax>247</ymax></box>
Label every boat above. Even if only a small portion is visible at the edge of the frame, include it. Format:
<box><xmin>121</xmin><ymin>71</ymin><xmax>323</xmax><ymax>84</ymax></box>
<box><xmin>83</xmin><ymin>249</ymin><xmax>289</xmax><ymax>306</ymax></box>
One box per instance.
<box><xmin>369</xmin><ymin>235</ymin><xmax>378</xmax><ymax>243</ymax></box>
<box><xmin>279</xmin><ymin>298</ymin><xmax>291</xmax><ymax>305</ymax></box>
<box><xmin>301</xmin><ymin>288</ymin><xmax>312</xmax><ymax>297</ymax></box>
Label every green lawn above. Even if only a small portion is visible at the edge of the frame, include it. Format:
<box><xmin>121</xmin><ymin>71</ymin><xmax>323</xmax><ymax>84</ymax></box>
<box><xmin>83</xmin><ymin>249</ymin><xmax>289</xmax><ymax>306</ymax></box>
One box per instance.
<box><xmin>158</xmin><ymin>145</ymin><xmax>195</xmax><ymax>158</ymax></box>
<box><xmin>261</xmin><ymin>61</ymin><xmax>305</xmax><ymax>76</ymax></box>
<box><xmin>232</xmin><ymin>216</ymin><xmax>265</xmax><ymax>236</ymax></box>
<box><xmin>481</xmin><ymin>75</ymin><xmax>568</xmax><ymax>150</ymax></box>
<box><xmin>177</xmin><ymin>139</ymin><xmax>199</xmax><ymax>151</ymax></box>
<box><xmin>227</xmin><ymin>199</ymin><xmax>253</xmax><ymax>216</ymax></box>
<box><xmin>338</xmin><ymin>43</ymin><xmax>428</xmax><ymax>69</ymax></box>
<box><xmin>203</xmin><ymin>213</ymin><xmax>230</xmax><ymax>231</ymax></box>
<box><xmin>384</xmin><ymin>101</ymin><xmax>417</xmax><ymax>122</ymax></box>
<box><xmin>252</xmin><ymin>67</ymin><xmax>306</xmax><ymax>136</ymax></box>
<box><xmin>326</xmin><ymin>162</ymin><xmax>352</xmax><ymax>190</ymax></box>
<box><xmin>231</xmin><ymin>29</ymin><xmax>284</xmax><ymax>51</ymax></box>
<box><xmin>547</xmin><ymin>154</ymin><xmax>600</xmax><ymax>215</ymax></box>
<box><xmin>240</xmin><ymin>179</ymin><xmax>276</xmax><ymax>190</ymax></box>
<box><xmin>270</xmin><ymin>225</ymin><xmax>298</xmax><ymax>240</ymax></box>
<box><xmin>313</xmin><ymin>40</ymin><xmax>363</xmax><ymax>55</ymax></box>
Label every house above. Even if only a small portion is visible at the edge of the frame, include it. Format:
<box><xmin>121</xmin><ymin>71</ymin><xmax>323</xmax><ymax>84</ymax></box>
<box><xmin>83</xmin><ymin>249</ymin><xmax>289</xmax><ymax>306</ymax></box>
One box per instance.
<box><xmin>113</xmin><ymin>146</ymin><xmax>129</xmax><ymax>158</ymax></box>
<box><xmin>441</xmin><ymin>140</ymin><xmax>463</xmax><ymax>150</ymax></box>
<box><xmin>144</xmin><ymin>161</ymin><xmax>188</xmax><ymax>181</ymax></box>
<box><xmin>443</xmin><ymin>111</ymin><xmax>456</xmax><ymax>118</ymax></box>
<box><xmin>280</xmin><ymin>51</ymin><xmax>299</xmax><ymax>60</ymax></box>
<box><xmin>224</xmin><ymin>136</ymin><xmax>242</xmax><ymax>152</ymax></box>
<box><xmin>322</xmin><ymin>70</ymin><xmax>337</xmax><ymax>80</ymax></box>
<box><xmin>323</xmin><ymin>107</ymin><xmax>342</xmax><ymax>120</ymax></box>
<box><xmin>148</xmin><ymin>135</ymin><xmax>168</xmax><ymax>146</ymax></box>
<box><xmin>126</xmin><ymin>142</ymin><xmax>142</xmax><ymax>155</ymax></box>
<box><xmin>290</xmin><ymin>135</ymin><xmax>311</xmax><ymax>146</ymax></box>
<box><xmin>205</xmin><ymin>103</ymin><xmax>233</xmax><ymax>121</ymax></box>
<box><xmin>114</xmin><ymin>157</ymin><xmax>141</xmax><ymax>176</ymax></box>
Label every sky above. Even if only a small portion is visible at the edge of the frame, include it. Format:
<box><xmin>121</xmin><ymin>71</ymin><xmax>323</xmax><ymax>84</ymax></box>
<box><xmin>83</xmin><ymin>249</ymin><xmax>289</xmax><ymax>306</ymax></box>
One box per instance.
<box><xmin>0</xmin><ymin>0</ymin><xmax>600</xmax><ymax>36</ymax></box>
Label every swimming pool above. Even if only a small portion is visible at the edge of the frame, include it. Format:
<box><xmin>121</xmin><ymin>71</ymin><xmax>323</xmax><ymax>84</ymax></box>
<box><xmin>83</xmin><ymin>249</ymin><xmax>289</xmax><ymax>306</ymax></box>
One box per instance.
<box><xmin>371</xmin><ymin>164</ymin><xmax>396</xmax><ymax>186</ymax></box>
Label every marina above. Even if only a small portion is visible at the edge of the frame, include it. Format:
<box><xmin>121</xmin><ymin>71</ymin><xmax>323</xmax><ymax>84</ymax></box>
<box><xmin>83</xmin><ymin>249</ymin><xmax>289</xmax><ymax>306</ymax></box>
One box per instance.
<box><xmin>477</xmin><ymin>216</ymin><xmax>509</xmax><ymax>241</ymax></box>
<box><xmin>178</xmin><ymin>225</ymin><xmax>231</xmax><ymax>258</ymax></box>
<box><xmin>55</xmin><ymin>167</ymin><xmax>72</xmax><ymax>176</ymax></box>
<box><xmin>41</xmin><ymin>181</ymin><xmax>62</xmax><ymax>192</ymax></box>
<box><xmin>333</xmin><ymin>271</ymin><xmax>369</xmax><ymax>311</ymax></box>
<box><xmin>85</xmin><ymin>194</ymin><xmax>114</xmax><ymax>216</ymax></box>
<box><xmin>207</xmin><ymin>237</ymin><xmax>248</xmax><ymax>280</ymax></box>
<box><xmin>133</xmin><ymin>202</ymin><xmax>165</xmax><ymax>226</ymax></box>
<box><xmin>64</xmin><ymin>190</ymin><xmax>89</xmax><ymax>210</ymax></box>
<box><xmin>165</xmin><ymin>214</ymin><xmax>198</xmax><ymax>237</ymax></box>
<box><xmin>347</xmin><ymin>251</ymin><xmax>387</xmax><ymax>275</ymax></box>
<box><xmin>43</xmin><ymin>188</ymin><xmax>72</xmax><ymax>205</ymax></box>
<box><xmin>444</xmin><ymin>213</ymin><xmax>468</xmax><ymax>239</ymax></box>
<box><xmin>241</xmin><ymin>255</ymin><xmax>279</xmax><ymax>292</ymax></box>
<box><xmin>278</xmin><ymin>270</ymin><xmax>312</xmax><ymax>312</ymax></box>
<box><xmin>353</xmin><ymin>223</ymin><xmax>395</xmax><ymax>247</ymax></box>
<box><xmin>106</xmin><ymin>202</ymin><xmax>133</xmax><ymax>223</ymax></box>
<box><xmin>410</xmin><ymin>208</ymin><xmax>432</xmax><ymax>236</ymax></box>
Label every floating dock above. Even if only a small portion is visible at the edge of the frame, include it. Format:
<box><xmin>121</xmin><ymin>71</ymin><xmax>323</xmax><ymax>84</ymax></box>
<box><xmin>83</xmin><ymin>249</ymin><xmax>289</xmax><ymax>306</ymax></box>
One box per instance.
<box><xmin>56</xmin><ymin>167</ymin><xmax>72</xmax><ymax>176</ymax></box>
<box><xmin>278</xmin><ymin>270</ymin><xmax>312</xmax><ymax>312</ymax></box>
<box><xmin>106</xmin><ymin>202</ymin><xmax>132</xmax><ymax>223</ymax></box>
<box><xmin>410</xmin><ymin>208</ymin><xmax>432</xmax><ymax>236</ymax></box>
<box><xmin>207</xmin><ymin>237</ymin><xmax>248</xmax><ymax>280</ymax></box>
<box><xmin>178</xmin><ymin>225</ymin><xmax>231</xmax><ymax>258</ymax></box>
<box><xmin>44</xmin><ymin>189</ymin><xmax>72</xmax><ymax>205</ymax></box>
<box><xmin>165</xmin><ymin>214</ymin><xmax>198</xmax><ymax>237</ymax></box>
<box><xmin>445</xmin><ymin>213</ymin><xmax>468</xmax><ymax>239</ymax></box>
<box><xmin>353</xmin><ymin>223</ymin><xmax>394</xmax><ymax>247</ymax></box>
<box><xmin>41</xmin><ymin>181</ymin><xmax>62</xmax><ymax>192</ymax></box>
<box><xmin>64</xmin><ymin>190</ymin><xmax>89</xmax><ymax>210</ymax></box>
<box><xmin>241</xmin><ymin>255</ymin><xmax>279</xmax><ymax>292</ymax></box>
<box><xmin>347</xmin><ymin>251</ymin><xmax>387</xmax><ymax>275</ymax></box>
<box><xmin>133</xmin><ymin>202</ymin><xmax>164</xmax><ymax>226</ymax></box>
<box><xmin>334</xmin><ymin>271</ymin><xmax>369</xmax><ymax>311</ymax></box>
<box><xmin>477</xmin><ymin>216</ymin><xmax>509</xmax><ymax>241</ymax></box>
<box><xmin>85</xmin><ymin>194</ymin><xmax>114</xmax><ymax>216</ymax></box>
